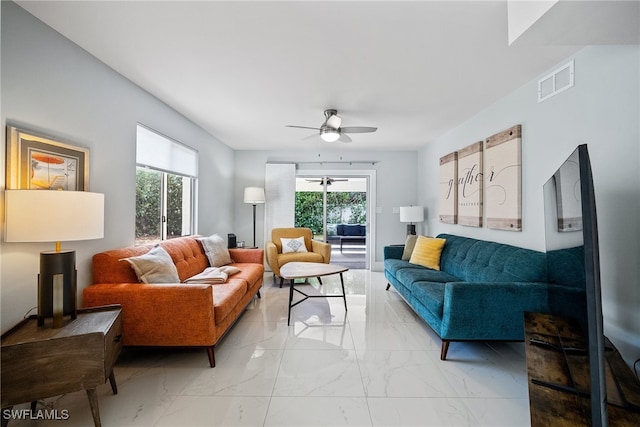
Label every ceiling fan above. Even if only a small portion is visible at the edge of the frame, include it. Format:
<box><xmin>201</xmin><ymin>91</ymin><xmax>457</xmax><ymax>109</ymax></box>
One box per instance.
<box><xmin>286</xmin><ymin>109</ymin><xmax>377</xmax><ymax>143</ymax></box>
<box><xmin>306</xmin><ymin>177</ymin><xmax>348</xmax><ymax>186</ymax></box>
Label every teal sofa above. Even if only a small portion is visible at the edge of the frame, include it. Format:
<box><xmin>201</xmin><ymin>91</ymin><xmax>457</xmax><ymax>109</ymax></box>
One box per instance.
<box><xmin>384</xmin><ymin>234</ymin><xmax>581</xmax><ymax>360</ymax></box>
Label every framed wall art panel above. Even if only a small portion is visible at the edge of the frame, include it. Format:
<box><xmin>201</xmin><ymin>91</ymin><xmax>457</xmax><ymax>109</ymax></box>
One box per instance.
<box><xmin>6</xmin><ymin>126</ymin><xmax>89</xmax><ymax>191</ymax></box>
<box><xmin>485</xmin><ymin>124</ymin><xmax>522</xmax><ymax>231</ymax></box>
<box><xmin>457</xmin><ymin>141</ymin><xmax>483</xmax><ymax>227</ymax></box>
<box><xmin>439</xmin><ymin>151</ymin><xmax>457</xmax><ymax>224</ymax></box>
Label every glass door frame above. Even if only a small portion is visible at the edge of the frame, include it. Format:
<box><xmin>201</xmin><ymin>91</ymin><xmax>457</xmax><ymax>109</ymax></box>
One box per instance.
<box><xmin>295</xmin><ymin>169</ymin><xmax>376</xmax><ymax>270</ymax></box>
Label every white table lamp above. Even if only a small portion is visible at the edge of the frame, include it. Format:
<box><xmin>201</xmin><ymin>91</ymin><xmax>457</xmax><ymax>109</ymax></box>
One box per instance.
<box><xmin>5</xmin><ymin>190</ymin><xmax>104</xmax><ymax>328</ymax></box>
<box><xmin>399</xmin><ymin>206</ymin><xmax>424</xmax><ymax>235</ymax></box>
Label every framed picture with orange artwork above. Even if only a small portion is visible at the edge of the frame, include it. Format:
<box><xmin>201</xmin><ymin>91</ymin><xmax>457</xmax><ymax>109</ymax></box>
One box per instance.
<box><xmin>6</xmin><ymin>126</ymin><xmax>89</xmax><ymax>191</ymax></box>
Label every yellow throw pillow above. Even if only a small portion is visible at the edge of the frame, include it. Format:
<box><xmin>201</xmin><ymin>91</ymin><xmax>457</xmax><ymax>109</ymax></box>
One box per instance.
<box><xmin>408</xmin><ymin>236</ymin><xmax>446</xmax><ymax>270</ymax></box>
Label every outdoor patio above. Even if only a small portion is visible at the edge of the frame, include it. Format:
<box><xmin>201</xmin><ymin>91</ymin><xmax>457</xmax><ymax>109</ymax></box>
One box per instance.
<box><xmin>330</xmin><ymin>243</ymin><xmax>366</xmax><ymax>270</ymax></box>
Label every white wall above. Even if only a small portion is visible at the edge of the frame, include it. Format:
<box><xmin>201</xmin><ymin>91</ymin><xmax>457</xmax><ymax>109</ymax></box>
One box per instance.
<box><xmin>234</xmin><ymin>149</ymin><xmax>419</xmax><ymax>267</ymax></box>
<box><xmin>0</xmin><ymin>2</ymin><xmax>235</xmax><ymax>332</ymax></box>
<box><xmin>418</xmin><ymin>45</ymin><xmax>640</xmax><ymax>363</ymax></box>
<box><xmin>7</xmin><ymin>1</ymin><xmax>634</xmax><ymax>366</ymax></box>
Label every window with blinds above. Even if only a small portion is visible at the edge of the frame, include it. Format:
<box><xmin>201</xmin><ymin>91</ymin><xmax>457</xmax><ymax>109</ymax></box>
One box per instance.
<box><xmin>135</xmin><ymin>124</ymin><xmax>198</xmax><ymax>244</ymax></box>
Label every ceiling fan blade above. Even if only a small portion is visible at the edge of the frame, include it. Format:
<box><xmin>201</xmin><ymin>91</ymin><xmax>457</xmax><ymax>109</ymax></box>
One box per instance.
<box><xmin>340</xmin><ymin>126</ymin><xmax>377</xmax><ymax>134</ymax></box>
<box><xmin>302</xmin><ymin>133</ymin><xmax>320</xmax><ymax>141</ymax></box>
<box><xmin>285</xmin><ymin>125</ymin><xmax>321</xmax><ymax>130</ymax></box>
<box><xmin>338</xmin><ymin>133</ymin><xmax>352</xmax><ymax>143</ymax></box>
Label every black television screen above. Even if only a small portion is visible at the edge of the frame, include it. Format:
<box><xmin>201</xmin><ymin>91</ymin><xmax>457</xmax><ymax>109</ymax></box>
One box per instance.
<box><xmin>543</xmin><ymin>144</ymin><xmax>608</xmax><ymax>425</ymax></box>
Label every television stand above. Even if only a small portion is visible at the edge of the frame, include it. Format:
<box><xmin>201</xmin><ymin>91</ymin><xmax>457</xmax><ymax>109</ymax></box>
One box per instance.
<box><xmin>524</xmin><ymin>312</ymin><xmax>640</xmax><ymax>426</ymax></box>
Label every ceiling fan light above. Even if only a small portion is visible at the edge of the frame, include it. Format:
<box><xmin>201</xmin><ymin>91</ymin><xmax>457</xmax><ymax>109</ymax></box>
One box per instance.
<box><xmin>320</xmin><ymin>129</ymin><xmax>340</xmax><ymax>142</ymax></box>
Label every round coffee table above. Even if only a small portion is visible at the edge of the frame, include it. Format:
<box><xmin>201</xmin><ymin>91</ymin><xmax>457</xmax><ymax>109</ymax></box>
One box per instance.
<box><xmin>279</xmin><ymin>262</ymin><xmax>349</xmax><ymax>325</ymax></box>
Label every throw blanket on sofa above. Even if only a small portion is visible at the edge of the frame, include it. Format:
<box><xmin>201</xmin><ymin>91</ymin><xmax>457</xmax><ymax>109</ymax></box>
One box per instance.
<box><xmin>184</xmin><ymin>266</ymin><xmax>241</xmax><ymax>284</ymax></box>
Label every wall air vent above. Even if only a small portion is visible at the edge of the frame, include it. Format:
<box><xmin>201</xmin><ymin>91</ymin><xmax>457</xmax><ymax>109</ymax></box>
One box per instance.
<box><xmin>538</xmin><ymin>60</ymin><xmax>574</xmax><ymax>103</ymax></box>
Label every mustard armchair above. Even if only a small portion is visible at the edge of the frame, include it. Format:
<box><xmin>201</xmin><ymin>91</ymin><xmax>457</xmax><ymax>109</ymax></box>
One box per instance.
<box><xmin>265</xmin><ymin>227</ymin><xmax>332</xmax><ymax>287</ymax></box>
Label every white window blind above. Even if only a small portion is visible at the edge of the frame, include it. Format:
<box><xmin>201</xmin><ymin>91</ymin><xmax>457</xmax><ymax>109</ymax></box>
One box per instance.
<box><xmin>136</xmin><ymin>124</ymin><xmax>197</xmax><ymax>177</ymax></box>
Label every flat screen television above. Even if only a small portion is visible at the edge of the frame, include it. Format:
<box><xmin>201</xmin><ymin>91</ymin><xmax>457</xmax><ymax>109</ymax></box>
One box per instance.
<box><xmin>542</xmin><ymin>144</ymin><xmax>608</xmax><ymax>425</ymax></box>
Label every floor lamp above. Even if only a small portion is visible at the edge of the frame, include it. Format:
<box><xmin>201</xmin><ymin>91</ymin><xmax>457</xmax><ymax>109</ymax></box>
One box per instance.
<box><xmin>399</xmin><ymin>206</ymin><xmax>424</xmax><ymax>236</ymax></box>
<box><xmin>243</xmin><ymin>187</ymin><xmax>265</xmax><ymax>249</ymax></box>
<box><xmin>4</xmin><ymin>190</ymin><xmax>104</xmax><ymax>328</ymax></box>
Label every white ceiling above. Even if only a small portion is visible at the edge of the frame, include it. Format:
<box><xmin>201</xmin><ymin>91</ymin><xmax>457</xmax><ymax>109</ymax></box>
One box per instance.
<box><xmin>16</xmin><ymin>1</ymin><xmax>640</xmax><ymax>152</ymax></box>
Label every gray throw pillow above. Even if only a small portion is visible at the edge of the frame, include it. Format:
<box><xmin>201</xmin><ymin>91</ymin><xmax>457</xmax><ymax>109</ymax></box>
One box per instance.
<box><xmin>402</xmin><ymin>234</ymin><xmax>419</xmax><ymax>261</ymax></box>
<box><xmin>122</xmin><ymin>245</ymin><xmax>180</xmax><ymax>284</ymax></box>
<box><xmin>199</xmin><ymin>234</ymin><xmax>233</xmax><ymax>267</ymax></box>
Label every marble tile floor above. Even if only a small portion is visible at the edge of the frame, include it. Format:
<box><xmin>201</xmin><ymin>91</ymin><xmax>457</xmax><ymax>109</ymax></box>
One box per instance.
<box><xmin>10</xmin><ymin>270</ymin><xmax>531</xmax><ymax>426</ymax></box>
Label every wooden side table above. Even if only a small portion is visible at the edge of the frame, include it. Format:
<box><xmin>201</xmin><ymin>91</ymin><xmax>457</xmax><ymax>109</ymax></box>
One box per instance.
<box><xmin>524</xmin><ymin>312</ymin><xmax>640</xmax><ymax>426</ymax></box>
<box><xmin>1</xmin><ymin>305</ymin><xmax>123</xmax><ymax>427</ymax></box>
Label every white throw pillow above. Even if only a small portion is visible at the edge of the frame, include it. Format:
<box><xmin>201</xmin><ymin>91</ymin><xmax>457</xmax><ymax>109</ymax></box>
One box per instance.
<box><xmin>198</xmin><ymin>234</ymin><xmax>233</xmax><ymax>267</ymax></box>
<box><xmin>281</xmin><ymin>236</ymin><xmax>308</xmax><ymax>254</ymax></box>
<box><xmin>122</xmin><ymin>245</ymin><xmax>180</xmax><ymax>284</ymax></box>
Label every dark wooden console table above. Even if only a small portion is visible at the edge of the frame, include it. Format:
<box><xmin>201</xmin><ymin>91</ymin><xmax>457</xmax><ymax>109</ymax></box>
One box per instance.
<box><xmin>524</xmin><ymin>312</ymin><xmax>640</xmax><ymax>426</ymax></box>
<box><xmin>1</xmin><ymin>305</ymin><xmax>123</xmax><ymax>427</ymax></box>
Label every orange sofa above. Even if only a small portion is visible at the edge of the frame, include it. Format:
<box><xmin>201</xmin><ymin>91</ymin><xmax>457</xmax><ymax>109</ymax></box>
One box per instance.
<box><xmin>83</xmin><ymin>236</ymin><xmax>264</xmax><ymax>367</ymax></box>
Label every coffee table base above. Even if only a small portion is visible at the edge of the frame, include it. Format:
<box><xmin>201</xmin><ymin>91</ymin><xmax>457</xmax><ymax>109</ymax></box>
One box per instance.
<box><xmin>287</xmin><ymin>274</ymin><xmax>347</xmax><ymax>326</ymax></box>
<box><xmin>279</xmin><ymin>262</ymin><xmax>349</xmax><ymax>326</ymax></box>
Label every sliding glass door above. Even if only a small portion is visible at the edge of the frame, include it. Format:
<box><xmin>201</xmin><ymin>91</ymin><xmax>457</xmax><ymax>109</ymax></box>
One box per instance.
<box><xmin>295</xmin><ymin>176</ymin><xmax>368</xmax><ymax>269</ymax></box>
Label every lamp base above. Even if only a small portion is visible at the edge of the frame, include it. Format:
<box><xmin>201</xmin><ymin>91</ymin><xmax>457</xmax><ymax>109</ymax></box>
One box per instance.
<box><xmin>406</xmin><ymin>224</ymin><xmax>416</xmax><ymax>235</ymax></box>
<box><xmin>38</xmin><ymin>250</ymin><xmax>77</xmax><ymax>328</ymax></box>
<box><xmin>251</xmin><ymin>203</ymin><xmax>257</xmax><ymax>249</ymax></box>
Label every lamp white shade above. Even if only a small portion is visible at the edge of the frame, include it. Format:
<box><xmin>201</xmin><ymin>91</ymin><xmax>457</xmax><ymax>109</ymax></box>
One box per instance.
<box><xmin>399</xmin><ymin>206</ymin><xmax>424</xmax><ymax>223</ymax></box>
<box><xmin>243</xmin><ymin>187</ymin><xmax>265</xmax><ymax>204</ymax></box>
<box><xmin>5</xmin><ymin>190</ymin><xmax>104</xmax><ymax>243</ymax></box>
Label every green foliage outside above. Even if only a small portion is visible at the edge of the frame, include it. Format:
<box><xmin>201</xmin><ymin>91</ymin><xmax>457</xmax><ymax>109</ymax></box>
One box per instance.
<box><xmin>135</xmin><ymin>168</ymin><xmax>185</xmax><ymax>243</ymax></box>
<box><xmin>136</xmin><ymin>168</ymin><xmax>161</xmax><ymax>242</ymax></box>
<box><xmin>137</xmin><ymin>171</ymin><xmax>364</xmax><ymax>243</ymax></box>
<box><xmin>295</xmin><ymin>191</ymin><xmax>366</xmax><ymax>235</ymax></box>
<box><xmin>166</xmin><ymin>174</ymin><xmax>184</xmax><ymax>238</ymax></box>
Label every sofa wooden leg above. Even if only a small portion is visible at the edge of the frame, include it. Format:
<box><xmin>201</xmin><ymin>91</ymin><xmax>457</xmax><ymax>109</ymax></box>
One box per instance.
<box><xmin>385</xmin><ymin>283</ymin><xmax>391</xmax><ymax>291</ymax></box>
<box><xmin>279</xmin><ymin>277</ymin><xmax>284</xmax><ymax>288</ymax></box>
<box><xmin>440</xmin><ymin>340</ymin><xmax>450</xmax><ymax>360</ymax></box>
<box><xmin>257</xmin><ymin>290</ymin><xmax>261</xmax><ymax>299</ymax></box>
<box><xmin>207</xmin><ymin>346</ymin><xmax>216</xmax><ymax>367</ymax></box>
